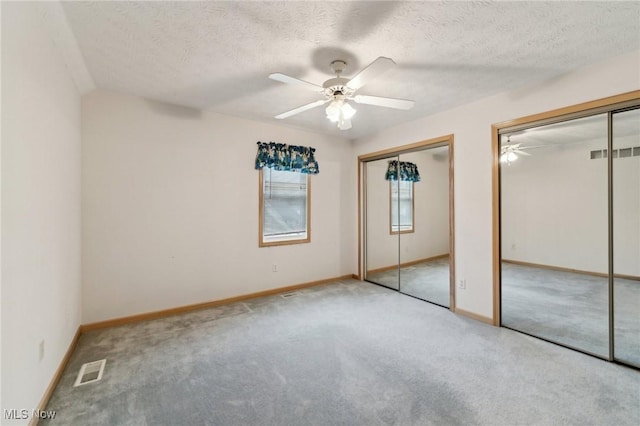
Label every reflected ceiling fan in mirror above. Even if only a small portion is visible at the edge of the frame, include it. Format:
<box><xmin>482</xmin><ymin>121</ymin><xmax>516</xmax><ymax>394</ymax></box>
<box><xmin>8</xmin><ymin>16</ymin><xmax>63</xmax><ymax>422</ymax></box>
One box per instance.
<box><xmin>269</xmin><ymin>57</ymin><xmax>415</xmax><ymax>130</ymax></box>
<box><xmin>500</xmin><ymin>136</ymin><xmax>532</xmax><ymax>165</ymax></box>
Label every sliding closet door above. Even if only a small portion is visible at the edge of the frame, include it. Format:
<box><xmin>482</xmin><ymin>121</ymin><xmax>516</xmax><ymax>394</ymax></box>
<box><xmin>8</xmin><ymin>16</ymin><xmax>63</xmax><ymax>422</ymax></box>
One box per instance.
<box><xmin>365</xmin><ymin>157</ymin><xmax>400</xmax><ymax>290</ymax></box>
<box><xmin>500</xmin><ymin>114</ymin><xmax>610</xmax><ymax>357</ymax></box>
<box><xmin>612</xmin><ymin>107</ymin><xmax>640</xmax><ymax>367</ymax></box>
<box><xmin>398</xmin><ymin>148</ymin><xmax>451</xmax><ymax>307</ymax></box>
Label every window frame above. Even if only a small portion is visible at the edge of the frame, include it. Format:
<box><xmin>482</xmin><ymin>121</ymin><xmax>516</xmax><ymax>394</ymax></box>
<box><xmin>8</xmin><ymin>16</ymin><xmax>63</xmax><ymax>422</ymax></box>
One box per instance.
<box><xmin>389</xmin><ymin>179</ymin><xmax>415</xmax><ymax>235</ymax></box>
<box><xmin>258</xmin><ymin>167</ymin><xmax>311</xmax><ymax>247</ymax></box>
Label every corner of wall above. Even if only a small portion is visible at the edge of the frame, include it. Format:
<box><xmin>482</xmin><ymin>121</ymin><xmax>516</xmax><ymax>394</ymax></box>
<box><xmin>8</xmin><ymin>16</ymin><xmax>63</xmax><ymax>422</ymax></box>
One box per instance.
<box><xmin>1</xmin><ymin>2</ymin><xmax>83</xmax><ymax>423</ymax></box>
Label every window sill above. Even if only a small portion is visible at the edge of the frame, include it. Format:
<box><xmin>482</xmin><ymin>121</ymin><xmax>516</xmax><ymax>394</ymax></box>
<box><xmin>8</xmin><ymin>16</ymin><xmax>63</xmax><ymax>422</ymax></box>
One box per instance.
<box><xmin>260</xmin><ymin>233</ymin><xmax>310</xmax><ymax>247</ymax></box>
<box><xmin>390</xmin><ymin>227</ymin><xmax>414</xmax><ymax>235</ymax></box>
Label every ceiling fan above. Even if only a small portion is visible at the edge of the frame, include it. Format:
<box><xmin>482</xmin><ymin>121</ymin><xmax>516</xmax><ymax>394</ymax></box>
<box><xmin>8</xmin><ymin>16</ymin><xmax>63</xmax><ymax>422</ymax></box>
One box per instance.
<box><xmin>269</xmin><ymin>57</ymin><xmax>415</xmax><ymax>130</ymax></box>
<box><xmin>500</xmin><ymin>136</ymin><xmax>532</xmax><ymax>165</ymax></box>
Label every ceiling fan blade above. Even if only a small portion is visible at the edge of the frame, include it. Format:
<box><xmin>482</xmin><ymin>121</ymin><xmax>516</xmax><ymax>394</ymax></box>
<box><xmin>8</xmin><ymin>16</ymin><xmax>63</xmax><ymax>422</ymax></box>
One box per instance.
<box><xmin>346</xmin><ymin>57</ymin><xmax>395</xmax><ymax>91</ymax></box>
<box><xmin>338</xmin><ymin>119</ymin><xmax>352</xmax><ymax>130</ymax></box>
<box><xmin>274</xmin><ymin>99</ymin><xmax>328</xmax><ymax>119</ymax></box>
<box><xmin>269</xmin><ymin>73</ymin><xmax>324</xmax><ymax>92</ymax></box>
<box><xmin>353</xmin><ymin>95</ymin><xmax>415</xmax><ymax>110</ymax></box>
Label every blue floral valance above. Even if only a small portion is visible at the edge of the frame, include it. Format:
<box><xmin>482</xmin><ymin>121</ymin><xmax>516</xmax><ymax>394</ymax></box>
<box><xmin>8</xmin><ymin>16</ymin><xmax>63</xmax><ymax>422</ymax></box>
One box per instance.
<box><xmin>255</xmin><ymin>142</ymin><xmax>319</xmax><ymax>174</ymax></box>
<box><xmin>385</xmin><ymin>160</ymin><xmax>420</xmax><ymax>182</ymax></box>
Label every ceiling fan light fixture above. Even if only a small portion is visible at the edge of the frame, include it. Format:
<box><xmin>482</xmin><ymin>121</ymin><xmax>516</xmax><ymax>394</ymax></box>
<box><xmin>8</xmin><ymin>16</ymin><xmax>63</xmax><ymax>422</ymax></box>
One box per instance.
<box><xmin>326</xmin><ymin>99</ymin><xmax>356</xmax><ymax>127</ymax></box>
<box><xmin>500</xmin><ymin>151</ymin><xmax>518</xmax><ymax>164</ymax></box>
<box><xmin>338</xmin><ymin>118</ymin><xmax>352</xmax><ymax>130</ymax></box>
<box><xmin>341</xmin><ymin>102</ymin><xmax>356</xmax><ymax>120</ymax></box>
<box><xmin>325</xmin><ymin>100</ymin><xmax>342</xmax><ymax>122</ymax></box>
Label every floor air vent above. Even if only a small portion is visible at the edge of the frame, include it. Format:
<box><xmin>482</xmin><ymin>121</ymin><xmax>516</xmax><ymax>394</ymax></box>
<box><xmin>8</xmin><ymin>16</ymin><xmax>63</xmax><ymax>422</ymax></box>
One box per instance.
<box><xmin>281</xmin><ymin>291</ymin><xmax>300</xmax><ymax>299</ymax></box>
<box><xmin>74</xmin><ymin>359</ymin><xmax>106</xmax><ymax>387</ymax></box>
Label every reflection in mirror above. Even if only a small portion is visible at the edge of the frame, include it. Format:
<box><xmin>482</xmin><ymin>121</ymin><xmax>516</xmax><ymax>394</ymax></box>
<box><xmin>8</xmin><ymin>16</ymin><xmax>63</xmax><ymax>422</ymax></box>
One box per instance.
<box><xmin>390</xmin><ymin>178</ymin><xmax>414</xmax><ymax>234</ymax></box>
<box><xmin>500</xmin><ymin>114</ymin><xmax>609</xmax><ymax>357</ymax></box>
<box><xmin>398</xmin><ymin>147</ymin><xmax>451</xmax><ymax>306</ymax></box>
<box><xmin>613</xmin><ymin>107</ymin><xmax>640</xmax><ymax>367</ymax></box>
<box><xmin>365</xmin><ymin>157</ymin><xmax>399</xmax><ymax>290</ymax></box>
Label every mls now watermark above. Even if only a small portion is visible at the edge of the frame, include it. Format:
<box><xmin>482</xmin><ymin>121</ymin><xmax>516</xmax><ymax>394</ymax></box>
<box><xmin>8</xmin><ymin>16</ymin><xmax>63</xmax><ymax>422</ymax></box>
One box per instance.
<box><xmin>4</xmin><ymin>409</ymin><xmax>57</xmax><ymax>420</ymax></box>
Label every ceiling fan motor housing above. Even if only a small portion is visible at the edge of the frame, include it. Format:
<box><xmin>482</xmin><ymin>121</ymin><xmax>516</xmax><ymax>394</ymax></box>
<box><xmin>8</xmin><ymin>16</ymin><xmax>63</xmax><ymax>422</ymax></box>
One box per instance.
<box><xmin>330</xmin><ymin>60</ymin><xmax>347</xmax><ymax>75</ymax></box>
<box><xmin>323</xmin><ymin>77</ymin><xmax>353</xmax><ymax>97</ymax></box>
<box><xmin>324</xmin><ymin>60</ymin><xmax>353</xmax><ymax>98</ymax></box>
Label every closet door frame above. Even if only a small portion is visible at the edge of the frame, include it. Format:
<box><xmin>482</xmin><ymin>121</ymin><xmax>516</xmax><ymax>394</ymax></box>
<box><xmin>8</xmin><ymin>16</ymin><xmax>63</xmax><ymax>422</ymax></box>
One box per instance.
<box><xmin>358</xmin><ymin>134</ymin><xmax>456</xmax><ymax>310</ymax></box>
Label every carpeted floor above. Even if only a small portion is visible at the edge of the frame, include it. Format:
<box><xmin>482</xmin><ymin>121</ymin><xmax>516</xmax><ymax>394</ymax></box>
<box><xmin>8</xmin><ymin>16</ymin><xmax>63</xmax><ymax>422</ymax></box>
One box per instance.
<box><xmin>44</xmin><ymin>279</ymin><xmax>639</xmax><ymax>425</ymax></box>
<box><xmin>369</xmin><ymin>258</ymin><xmax>639</xmax><ymax>366</ymax></box>
<box><xmin>366</xmin><ymin>257</ymin><xmax>450</xmax><ymax>307</ymax></box>
<box><xmin>501</xmin><ymin>262</ymin><xmax>640</xmax><ymax>366</ymax></box>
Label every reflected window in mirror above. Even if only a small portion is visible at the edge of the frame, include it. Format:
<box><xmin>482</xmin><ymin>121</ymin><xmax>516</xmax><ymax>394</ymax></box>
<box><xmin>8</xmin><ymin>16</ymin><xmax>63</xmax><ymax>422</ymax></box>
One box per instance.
<box><xmin>390</xmin><ymin>180</ymin><xmax>414</xmax><ymax>234</ymax></box>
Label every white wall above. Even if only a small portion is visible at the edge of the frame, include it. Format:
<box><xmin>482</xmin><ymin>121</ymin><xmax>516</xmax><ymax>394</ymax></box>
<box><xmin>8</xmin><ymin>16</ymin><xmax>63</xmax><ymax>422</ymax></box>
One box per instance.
<box><xmin>401</xmin><ymin>149</ymin><xmax>450</xmax><ymax>265</ymax></box>
<box><xmin>353</xmin><ymin>50</ymin><xmax>640</xmax><ymax>319</ymax></box>
<box><xmin>1</xmin><ymin>2</ymin><xmax>82</xmax><ymax>423</ymax></box>
<box><xmin>502</xmin><ymin>133</ymin><xmax>639</xmax><ymax>277</ymax></box>
<box><xmin>0</xmin><ymin>1</ymin><xmax>4</xmax><ymax>414</ymax></box>
<box><xmin>82</xmin><ymin>90</ymin><xmax>354</xmax><ymax>323</ymax></box>
<box><xmin>613</xmin><ymin>132</ymin><xmax>640</xmax><ymax>277</ymax></box>
<box><xmin>366</xmin><ymin>149</ymin><xmax>449</xmax><ymax>270</ymax></box>
<box><xmin>502</xmin><ymin>139</ymin><xmax>609</xmax><ymax>273</ymax></box>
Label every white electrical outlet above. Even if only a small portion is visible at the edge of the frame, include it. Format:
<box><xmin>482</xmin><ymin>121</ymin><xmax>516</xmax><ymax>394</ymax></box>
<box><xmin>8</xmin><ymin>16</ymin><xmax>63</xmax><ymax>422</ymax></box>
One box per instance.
<box><xmin>39</xmin><ymin>340</ymin><xmax>45</xmax><ymax>362</ymax></box>
<box><xmin>272</xmin><ymin>264</ymin><xmax>277</xmax><ymax>272</ymax></box>
<box><xmin>458</xmin><ymin>279</ymin><xmax>466</xmax><ymax>290</ymax></box>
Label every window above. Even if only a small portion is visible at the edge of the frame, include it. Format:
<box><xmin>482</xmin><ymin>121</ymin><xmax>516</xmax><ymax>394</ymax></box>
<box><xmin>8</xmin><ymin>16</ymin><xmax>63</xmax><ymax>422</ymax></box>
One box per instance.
<box><xmin>259</xmin><ymin>167</ymin><xmax>310</xmax><ymax>246</ymax></box>
<box><xmin>390</xmin><ymin>180</ymin><xmax>414</xmax><ymax>234</ymax></box>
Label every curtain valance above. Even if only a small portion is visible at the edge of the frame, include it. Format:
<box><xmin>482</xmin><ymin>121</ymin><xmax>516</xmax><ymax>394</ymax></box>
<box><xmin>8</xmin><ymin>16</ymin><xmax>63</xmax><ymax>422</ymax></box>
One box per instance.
<box><xmin>255</xmin><ymin>142</ymin><xmax>319</xmax><ymax>174</ymax></box>
<box><xmin>385</xmin><ymin>160</ymin><xmax>420</xmax><ymax>182</ymax></box>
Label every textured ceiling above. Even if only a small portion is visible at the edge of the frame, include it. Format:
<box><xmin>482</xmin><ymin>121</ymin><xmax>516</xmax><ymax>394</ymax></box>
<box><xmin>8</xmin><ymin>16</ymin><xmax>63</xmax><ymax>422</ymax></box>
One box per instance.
<box><xmin>54</xmin><ymin>1</ymin><xmax>640</xmax><ymax>140</ymax></box>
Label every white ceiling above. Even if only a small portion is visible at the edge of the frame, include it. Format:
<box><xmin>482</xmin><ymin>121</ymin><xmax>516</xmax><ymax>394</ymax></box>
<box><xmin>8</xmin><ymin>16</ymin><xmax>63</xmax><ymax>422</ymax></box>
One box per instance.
<box><xmin>46</xmin><ymin>1</ymin><xmax>640</xmax><ymax>140</ymax></box>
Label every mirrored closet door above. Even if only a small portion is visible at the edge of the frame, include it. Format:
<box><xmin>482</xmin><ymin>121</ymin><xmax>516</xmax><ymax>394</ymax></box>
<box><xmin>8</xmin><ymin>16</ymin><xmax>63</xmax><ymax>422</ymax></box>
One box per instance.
<box><xmin>500</xmin><ymin>114</ymin><xmax>610</xmax><ymax>357</ymax></box>
<box><xmin>398</xmin><ymin>148</ymin><xmax>451</xmax><ymax>307</ymax></box>
<box><xmin>363</xmin><ymin>139</ymin><xmax>454</xmax><ymax>308</ymax></box>
<box><xmin>612</xmin><ymin>107</ymin><xmax>640</xmax><ymax>367</ymax></box>
<box><xmin>499</xmin><ymin>101</ymin><xmax>640</xmax><ymax>368</ymax></box>
<box><xmin>365</xmin><ymin>156</ymin><xmax>400</xmax><ymax>290</ymax></box>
